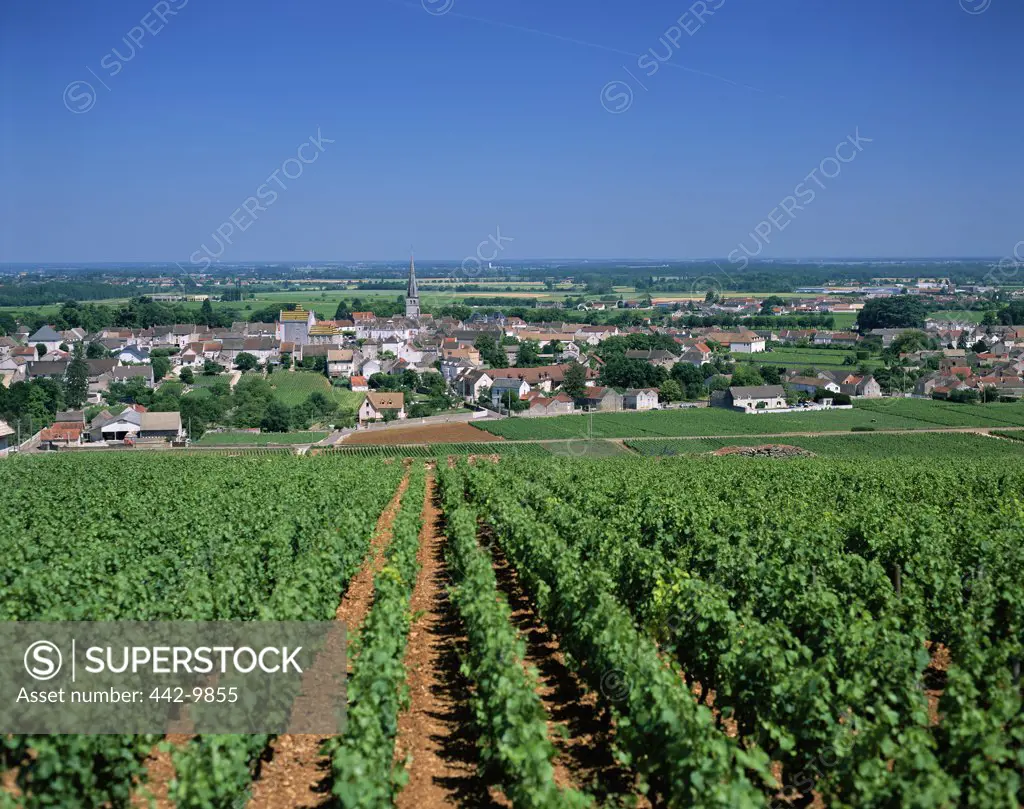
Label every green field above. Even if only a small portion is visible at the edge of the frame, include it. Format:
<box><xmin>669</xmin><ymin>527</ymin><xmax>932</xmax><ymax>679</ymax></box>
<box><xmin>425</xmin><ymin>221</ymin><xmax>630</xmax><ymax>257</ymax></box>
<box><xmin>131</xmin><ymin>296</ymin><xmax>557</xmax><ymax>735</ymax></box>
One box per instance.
<box><xmin>624</xmin><ymin>431</ymin><xmax>1024</xmax><ymax>459</ymax></box>
<box><xmin>473</xmin><ymin>399</ymin><xmax>1024</xmax><ymax>440</ymax></box>
<box><xmin>743</xmin><ymin>347</ymin><xmax>871</xmax><ymax>370</ymax></box>
<box><xmin>265</xmin><ymin>370</ymin><xmax>364</xmax><ymax>410</ymax></box>
<box><xmin>195</xmin><ymin>431</ymin><xmax>327</xmax><ymax>446</ymax></box>
<box><xmin>544</xmin><ymin>439</ymin><xmax>632</xmax><ymax>457</ymax></box>
<box><xmin>829</xmin><ymin>312</ymin><xmax>859</xmax><ymax>329</ymax></box>
<box><xmin>189</xmin><ymin>373</ymin><xmax>230</xmax><ymax>388</ymax></box>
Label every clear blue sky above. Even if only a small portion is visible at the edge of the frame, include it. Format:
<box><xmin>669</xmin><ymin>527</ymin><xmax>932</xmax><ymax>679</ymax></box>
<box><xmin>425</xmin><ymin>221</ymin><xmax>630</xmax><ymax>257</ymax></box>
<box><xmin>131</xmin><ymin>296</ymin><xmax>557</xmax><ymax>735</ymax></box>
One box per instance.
<box><xmin>1</xmin><ymin>0</ymin><xmax>1021</xmax><ymax>262</ymax></box>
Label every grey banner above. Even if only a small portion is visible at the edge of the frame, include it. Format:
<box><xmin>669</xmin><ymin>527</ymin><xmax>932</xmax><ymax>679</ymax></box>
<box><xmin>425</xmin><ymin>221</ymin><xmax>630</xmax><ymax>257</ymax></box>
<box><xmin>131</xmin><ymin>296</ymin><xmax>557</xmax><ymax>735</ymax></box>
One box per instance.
<box><xmin>1</xmin><ymin>622</ymin><xmax>346</xmax><ymax>734</ymax></box>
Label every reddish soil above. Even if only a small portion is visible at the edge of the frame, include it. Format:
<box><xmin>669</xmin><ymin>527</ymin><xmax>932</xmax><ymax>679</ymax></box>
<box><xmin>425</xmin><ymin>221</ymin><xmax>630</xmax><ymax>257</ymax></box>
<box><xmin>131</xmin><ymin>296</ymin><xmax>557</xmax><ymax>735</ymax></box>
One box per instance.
<box><xmin>488</xmin><ymin>541</ymin><xmax>646</xmax><ymax>805</ymax></box>
<box><xmin>394</xmin><ymin>476</ymin><xmax>504</xmax><ymax>809</ymax></box>
<box><xmin>923</xmin><ymin>641</ymin><xmax>951</xmax><ymax>726</ymax></box>
<box><xmin>131</xmin><ymin>734</ymin><xmax>190</xmax><ymax>809</ymax></box>
<box><xmin>245</xmin><ymin>473</ymin><xmax>410</xmax><ymax>809</ymax></box>
<box><xmin>343</xmin><ymin>423</ymin><xmax>502</xmax><ymax>446</ymax></box>
<box><xmin>2</xmin><ymin>764</ymin><xmax>20</xmax><ymax>803</ymax></box>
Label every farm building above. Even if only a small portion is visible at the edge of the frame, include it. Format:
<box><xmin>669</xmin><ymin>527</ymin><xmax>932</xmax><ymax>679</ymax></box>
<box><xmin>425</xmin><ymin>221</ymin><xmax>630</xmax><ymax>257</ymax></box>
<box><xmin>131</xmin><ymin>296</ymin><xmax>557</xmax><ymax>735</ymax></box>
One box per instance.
<box><xmin>140</xmin><ymin>412</ymin><xmax>185</xmax><ymax>440</ymax></box>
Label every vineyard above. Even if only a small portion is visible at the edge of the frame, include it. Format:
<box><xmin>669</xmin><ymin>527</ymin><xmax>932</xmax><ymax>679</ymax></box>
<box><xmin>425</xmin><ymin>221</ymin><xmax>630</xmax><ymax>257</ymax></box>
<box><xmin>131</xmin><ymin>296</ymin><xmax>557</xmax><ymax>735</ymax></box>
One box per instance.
<box><xmin>194</xmin><ymin>431</ymin><xmax>328</xmax><ymax>446</ymax></box>
<box><xmin>1</xmin><ymin>452</ymin><xmax>1021</xmax><ymax>808</ymax></box>
<box><xmin>625</xmin><ymin>431</ymin><xmax>1024</xmax><ymax>459</ymax></box>
<box><xmin>473</xmin><ymin>399</ymin><xmax>1024</xmax><ymax>440</ymax></box>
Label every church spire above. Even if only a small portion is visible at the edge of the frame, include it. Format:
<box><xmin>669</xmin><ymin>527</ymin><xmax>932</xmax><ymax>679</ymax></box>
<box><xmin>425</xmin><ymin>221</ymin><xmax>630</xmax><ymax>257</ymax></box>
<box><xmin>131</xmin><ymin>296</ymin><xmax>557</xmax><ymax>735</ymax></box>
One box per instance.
<box><xmin>405</xmin><ymin>249</ymin><xmax>420</xmax><ymax>319</ymax></box>
<box><xmin>407</xmin><ymin>250</ymin><xmax>419</xmax><ymax>298</ymax></box>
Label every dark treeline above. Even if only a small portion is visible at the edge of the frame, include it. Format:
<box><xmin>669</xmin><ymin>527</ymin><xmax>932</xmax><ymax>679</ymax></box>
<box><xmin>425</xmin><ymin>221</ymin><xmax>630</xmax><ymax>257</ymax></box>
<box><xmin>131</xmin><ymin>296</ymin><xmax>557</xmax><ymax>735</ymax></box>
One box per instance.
<box><xmin>0</xmin><ymin>281</ymin><xmax>142</xmax><ymax>307</ymax></box>
<box><xmin>2</xmin><ymin>298</ymin><xmax>233</xmax><ymax>335</ymax></box>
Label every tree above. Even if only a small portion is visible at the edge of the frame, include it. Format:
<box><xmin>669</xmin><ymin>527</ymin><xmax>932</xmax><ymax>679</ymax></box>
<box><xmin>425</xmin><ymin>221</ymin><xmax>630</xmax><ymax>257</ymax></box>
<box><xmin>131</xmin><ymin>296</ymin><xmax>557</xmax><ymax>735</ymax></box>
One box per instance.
<box><xmin>261</xmin><ymin>400</ymin><xmax>291</xmax><ymax>432</ymax></box>
<box><xmin>235</xmin><ymin>352</ymin><xmax>258</xmax><ymax>372</ymax></box>
<box><xmin>36</xmin><ymin>344</ymin><xmax>47</xmax><ymax>358</ymax></box>
<box><xmin>203</xmin><ymin>359</ymin><xmax>224</xmax><ymax>376</ymax></box>
<box><xmin>563</xmin><ymin>361</ymin><xmax>587</xmax><ymax>399</ymax></box>
<box><xmin>972</xmin><ymin>339</ymin><xmax>989</xmax><ymax>354</ymax></box>
<box><xmin>200</xmin><ymin>298</ymin><xmax>215</xmax><ymax>327</ymax></box>
<box><xmin>419</xmin><ymin>372</ymin><xmax>447</xmax><ymax>397</ymax></box>
<box><xmin>64</xmin><ymin>344</ymin><xmax>89</xmax><ymax>408</ymax></box>
<box><xmin>86</xmin><ymin>341</ymin><xmax>107</xmax><ymax>359</ymax></box>
<box><xmin>151</xmin><ymin>355</ymin><xmax>171</xmax><ymax>382</ymax></box>
<box><xmin>475</xmin><ymin>334</ymin><xmax>508</xmax><ymax>368</ymax></box>
<box><xmin>731</xmin><ymin>365</ymin><xmax>764</xmax><ymax>387</ymax></box>
<box><xmin>179</xmin><ymin>367</ymin><xmax>195</xmax><ymax>384</ymax></box>
<box><xmin>956</xmin><ymin>333</ymin><xmax>969</xmax><ymax>350</ymax></box>
<box><xmin>889</xmin><ymin>330</ymin><xmax>929</xmax><ymax>355</ymax></box>
<box><xmin>658</xmin><ymin>379</ymin><xmax>683</xmax><ymax>402</ymax></box>
<box><xmin>516</xmin><ymin>340</ymin><xmax>541</xmax><ymax>368</ymax></box>
<box><xmin>333</xmin><ymin>300</ymin><xmax>352</xmax><ymax>320</ymax></box>
<box><xmin>758</xmin><ymin>365</ymin><xmax>783</xmax><ymax>385</ymax></box>
<box><xmin>500</xmin><ymin>390</ymin><xmax>530</xmax><ymax>412</ymax></box>
<box><xmin>400</xmin><ymin>369</ymin><xmax>419</xmax><ymax>390</ymax></box>
<box><xmin>857</xmin><ymin>296</ymin><xmax>927</xmax><ymax>331</ymax></box>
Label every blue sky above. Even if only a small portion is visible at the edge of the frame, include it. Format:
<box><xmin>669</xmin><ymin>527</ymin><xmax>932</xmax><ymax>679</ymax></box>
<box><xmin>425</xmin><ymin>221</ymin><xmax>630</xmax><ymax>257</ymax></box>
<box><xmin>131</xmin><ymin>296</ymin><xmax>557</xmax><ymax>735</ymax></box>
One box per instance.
<box><xmin>0</xmin><ymin>0</ymin><xmax>1021</xmax><ymax>262</ymax></box>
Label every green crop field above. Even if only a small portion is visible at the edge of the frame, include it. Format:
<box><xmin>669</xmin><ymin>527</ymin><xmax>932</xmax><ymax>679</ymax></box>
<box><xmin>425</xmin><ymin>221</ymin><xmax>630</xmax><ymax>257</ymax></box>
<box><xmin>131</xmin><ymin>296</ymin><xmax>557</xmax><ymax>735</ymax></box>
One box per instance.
<box><xmin>624</xmin><ymin>431</ymin><xmax>1024</xmax><ymax>459</ymax></box>
<box><xmin>3</xmin><ymin>445</ymin><xmax>1022</xmax><ymax>807</ymax></box>
<box><xmin>544</xmin><ymin>439</ymin><xmax>631</xmax><ymax>457</ymax></box>
<box><xmin>265</xmin><ymin>370</ymin><xmax>364</xmax><ymax>410</ymax></box>
<box><xmin>194</xmin><ymin>431</ymin><xmax>327</xmax><ymax>446</ymax></box>
<box><xmin>473</xmin><ymin>399</ymin><xmax>1024</xmax><ymax>440</ymax></box>
<box><xmin>741</xmin><ymin>347</ymin><xmax>869</xmax><ymax>370</ymax></box>
<box><xmin>189</xmin><ymin>373</ymin><xmax>230</xmax><ymax>388</ymax></box>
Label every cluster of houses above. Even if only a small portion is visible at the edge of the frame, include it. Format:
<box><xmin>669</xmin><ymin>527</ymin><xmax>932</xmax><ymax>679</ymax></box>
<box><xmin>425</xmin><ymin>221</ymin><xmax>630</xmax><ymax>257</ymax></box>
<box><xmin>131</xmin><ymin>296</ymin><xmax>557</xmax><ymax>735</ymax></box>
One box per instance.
<box><xmin>27</xmin><ymin>405</ymin><xmax>185</xmax><ymax>452</ymax></box>
<box><xmin>4</xmin><ymin>260</ymin><xmax>1024</xmax><ymax>444</ymax></box>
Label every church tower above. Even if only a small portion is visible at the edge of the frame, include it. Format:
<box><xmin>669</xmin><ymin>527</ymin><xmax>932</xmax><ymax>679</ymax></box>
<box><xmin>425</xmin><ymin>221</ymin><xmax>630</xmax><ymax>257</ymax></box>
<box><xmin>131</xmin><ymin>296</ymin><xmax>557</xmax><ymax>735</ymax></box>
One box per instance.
<box><xmin>405</xmin><ymin>252</ymin><xmax>420</xmax><ymax>319</ymax></box>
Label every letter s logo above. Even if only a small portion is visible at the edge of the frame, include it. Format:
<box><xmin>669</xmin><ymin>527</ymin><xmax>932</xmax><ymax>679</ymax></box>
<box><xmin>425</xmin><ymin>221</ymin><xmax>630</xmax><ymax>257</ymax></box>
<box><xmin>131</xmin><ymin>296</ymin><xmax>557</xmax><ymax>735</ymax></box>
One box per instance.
<box><xmin>24</xmin><ymin>641</ymin><xmax>63</xmax><ymax>681</ymax></box>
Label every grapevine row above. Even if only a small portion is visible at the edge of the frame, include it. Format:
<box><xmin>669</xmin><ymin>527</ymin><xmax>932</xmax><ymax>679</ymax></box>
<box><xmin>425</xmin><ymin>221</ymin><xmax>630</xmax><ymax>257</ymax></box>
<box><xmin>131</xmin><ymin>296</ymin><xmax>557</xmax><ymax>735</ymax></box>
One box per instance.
<box><xmin>327</xmin><ymin>465</ymin><xmax>427</xmax><ymax>808</ymax></box>
<box><xmin>437</xmin><ymin>466</ymin><xmax>592</xmax><ymax>808</ymax></box>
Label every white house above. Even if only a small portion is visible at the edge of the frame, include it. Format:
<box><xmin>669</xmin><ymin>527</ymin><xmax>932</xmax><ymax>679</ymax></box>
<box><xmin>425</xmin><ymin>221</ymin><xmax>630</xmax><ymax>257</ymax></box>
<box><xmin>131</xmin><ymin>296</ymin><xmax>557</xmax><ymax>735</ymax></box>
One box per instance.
<box><xmin>490</xmin><ymin>377</ymin><xmax>530</xmax><ymax>407</ymax></box>
<box><xmin>358</xmin><ymin>392</ymin><xmax>406</xmax><ymax>422</ymax></box>
<box><xmin>453</xmin><ymin>369</ymin><xmax>493</xmax><ymax>403</ymax></box>
<box><xmin>116</xmin><ymin>345</ymin><xmax>151</xmax><ymax>364</ymax></box>
<box><xmin>623</xmin><ymin>388</ymin><xmax>660</xmax><ymax>411</ymax></box>
<box><xmin>788</xmin><ymin>376</ymin><xmax>841</xmax><ymax>396</ymax></box>
<box><xmin>726</xmin><ymin>385</ymin><xmax>788</xmax><ymax>412</ymax></box>
<box><xmin>728</xmin><ymin>336</ymin><xmax>767</xmax><ymax>354</ymax></box>
<box><xmin>327</xmin><ymin>349</ymin><xmax>356</xmax><ymax>379</ymax></box>
<box><xmin>27</xmin><ymin>325</ymin><xmax>64</xmax><ymax>354</ymax></box>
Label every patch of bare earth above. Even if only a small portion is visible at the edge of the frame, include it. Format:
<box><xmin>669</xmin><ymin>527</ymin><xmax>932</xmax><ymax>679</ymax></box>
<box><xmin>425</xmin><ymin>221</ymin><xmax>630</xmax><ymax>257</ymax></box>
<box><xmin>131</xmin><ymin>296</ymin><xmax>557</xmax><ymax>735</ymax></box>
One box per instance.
<box><xmin>488</xmin><ymin>540</ymin><xmax>647</xmax><ymax>806</ymax></box>
<box><xmin>244</xmin><ymin>472</ymin><xmax>410</xmax><ymax>809</ymax></box>
<box><xmin>394</xmin><ymin>475</ymin><xmax>504</xmax><ymax>809</ymax></box>
<box><xmin>923</xmin><ymin>641</ymin><xmax>951</xmax><ymax>726</ymax></box>
<box><xmin>343</xmin><ymin>423</ymin><xmax>503</xmax><ymax>446</ymax></box>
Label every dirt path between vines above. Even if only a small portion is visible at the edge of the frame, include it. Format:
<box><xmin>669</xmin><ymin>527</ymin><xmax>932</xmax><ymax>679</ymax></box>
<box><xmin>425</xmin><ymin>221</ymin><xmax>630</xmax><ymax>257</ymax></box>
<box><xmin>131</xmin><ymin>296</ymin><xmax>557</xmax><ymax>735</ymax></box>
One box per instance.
<box><xmin>394</xmin><ymin>475</ymin><xmax>504</xmax><ymax>809</ymax></box>
<box><xmin>488</xmin><ymin>540</ymin><xmax>647</xmax><ymax>806</ymax></box>
<box><xmin>244</xmin><ymin>472</ymin><xmax>410</xmax><ymax>809</ymax></box>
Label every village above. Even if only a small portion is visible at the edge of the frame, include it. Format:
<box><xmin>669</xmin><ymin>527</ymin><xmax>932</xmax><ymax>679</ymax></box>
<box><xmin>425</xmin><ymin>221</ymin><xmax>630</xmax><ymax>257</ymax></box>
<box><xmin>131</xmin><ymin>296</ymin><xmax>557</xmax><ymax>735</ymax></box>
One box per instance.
<box><xmin>2</xmin><ymin>260</ymin><xmax>1024</xmax><ymax>452</ymax></box>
